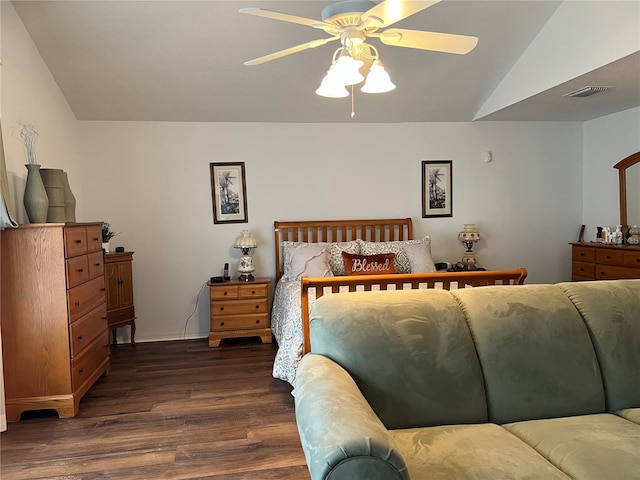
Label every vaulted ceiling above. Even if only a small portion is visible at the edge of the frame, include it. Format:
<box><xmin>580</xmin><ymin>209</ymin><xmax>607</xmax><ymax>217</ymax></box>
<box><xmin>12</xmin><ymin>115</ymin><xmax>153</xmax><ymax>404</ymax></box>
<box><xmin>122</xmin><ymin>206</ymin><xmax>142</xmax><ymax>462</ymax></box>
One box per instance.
<box><xmin>11</xmin><ymin>0</ymin><xmax>640</xmax><ymax>123</ymax></box>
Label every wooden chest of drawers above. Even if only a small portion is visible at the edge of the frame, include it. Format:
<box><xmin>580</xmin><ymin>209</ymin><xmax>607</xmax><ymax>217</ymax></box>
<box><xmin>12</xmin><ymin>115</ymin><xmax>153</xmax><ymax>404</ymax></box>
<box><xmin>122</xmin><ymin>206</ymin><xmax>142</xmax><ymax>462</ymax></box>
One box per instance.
<box><xmin>208</xmin><ymin>278</ymin><xmax>272</xmax><ymax>347</ymax></box>
<box><xmin>1</xmin><ymin>223</ymin><xmax>110</xmax><ymax>422</ymax></box>
<box><xmin>570</xmin><ymin>242</ymin><xmax>640</xmax><ymax>281</ymax></box>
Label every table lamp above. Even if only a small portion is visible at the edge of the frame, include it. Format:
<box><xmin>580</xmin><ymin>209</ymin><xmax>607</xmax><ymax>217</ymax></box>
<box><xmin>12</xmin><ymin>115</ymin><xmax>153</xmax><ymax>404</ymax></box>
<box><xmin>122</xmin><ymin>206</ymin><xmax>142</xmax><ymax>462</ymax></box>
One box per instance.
<box><xmin>457</xmin><ymin>224</ymin><xmax>481</xmax><ymax>270</ymax></box>
<box><xmin>234</xmin><ymin>230</ymin><xmax>257</xmax><ymax>281</ymax></box>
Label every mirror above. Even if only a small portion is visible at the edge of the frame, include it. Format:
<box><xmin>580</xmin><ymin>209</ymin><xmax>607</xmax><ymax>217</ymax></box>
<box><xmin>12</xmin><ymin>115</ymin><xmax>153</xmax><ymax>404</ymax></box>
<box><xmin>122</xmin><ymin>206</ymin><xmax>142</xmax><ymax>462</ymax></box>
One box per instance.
<box><xmin>615</xmin><ymin>151</ymin><xmax>640</xmax><ymax>229</ymax></box>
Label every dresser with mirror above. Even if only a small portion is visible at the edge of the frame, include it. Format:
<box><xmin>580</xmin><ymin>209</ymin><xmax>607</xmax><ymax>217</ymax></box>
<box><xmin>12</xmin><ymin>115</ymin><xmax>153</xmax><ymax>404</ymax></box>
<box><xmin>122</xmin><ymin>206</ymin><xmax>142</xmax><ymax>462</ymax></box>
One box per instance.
<box><xmin>570</xmin><ymin>151</ymin><xmax>640</xmax><ymax>281</ymax></box>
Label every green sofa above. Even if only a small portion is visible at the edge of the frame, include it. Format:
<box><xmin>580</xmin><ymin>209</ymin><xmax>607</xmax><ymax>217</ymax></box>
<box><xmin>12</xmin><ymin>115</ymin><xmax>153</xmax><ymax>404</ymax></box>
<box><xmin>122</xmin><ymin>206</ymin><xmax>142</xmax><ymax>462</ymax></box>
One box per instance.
<box><xmin>294</xmin><ymin>280</ymin><xmax>640</xmax><ymax>480</ymax></box>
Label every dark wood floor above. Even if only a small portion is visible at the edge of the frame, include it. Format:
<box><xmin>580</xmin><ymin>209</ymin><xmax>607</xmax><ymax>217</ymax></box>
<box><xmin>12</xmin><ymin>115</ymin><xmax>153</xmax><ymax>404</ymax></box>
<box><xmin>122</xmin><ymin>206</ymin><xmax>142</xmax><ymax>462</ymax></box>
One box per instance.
<box><xmin>1</xmin><ymin>338</ymin><xmax>310</xmax><ymax>479</ymax></box>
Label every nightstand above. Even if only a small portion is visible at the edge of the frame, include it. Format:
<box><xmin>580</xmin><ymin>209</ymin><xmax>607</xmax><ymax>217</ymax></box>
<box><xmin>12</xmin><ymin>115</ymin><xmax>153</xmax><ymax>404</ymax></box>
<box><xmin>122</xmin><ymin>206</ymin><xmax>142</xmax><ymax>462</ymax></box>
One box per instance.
<box><xmin>208</xmin><ymin>278</ymin><xmax>272</xmax><ymax>347</ymax></box>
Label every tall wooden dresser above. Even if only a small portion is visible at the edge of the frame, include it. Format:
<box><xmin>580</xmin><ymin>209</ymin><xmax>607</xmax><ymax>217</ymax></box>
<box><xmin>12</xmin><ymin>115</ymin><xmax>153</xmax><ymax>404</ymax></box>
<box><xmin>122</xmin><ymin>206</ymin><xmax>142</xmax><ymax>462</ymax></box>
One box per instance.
<box><xmin>1</xmin><ymin>223</ymin><xmax>110</xmax><ymax>422</ymax></box>
<box><xmin>570</xmin><ymin>242</ymin><xmax>640</xmax><ymax>280</ymax></box>
<box><xmin>104</xmin><ymin>252</ymin><xmax>136</xmax><ymax>346</ymax></box>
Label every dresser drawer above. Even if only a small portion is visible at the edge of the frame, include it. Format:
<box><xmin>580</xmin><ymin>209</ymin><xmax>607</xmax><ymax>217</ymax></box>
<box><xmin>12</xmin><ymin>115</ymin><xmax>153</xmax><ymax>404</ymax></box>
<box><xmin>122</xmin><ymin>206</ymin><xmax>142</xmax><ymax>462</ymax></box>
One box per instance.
<box><xmin>87</xmin><ymin>251</ymin><xmax>104</xmax><ymax>279</ymax></box>
<box><xmin>595</xmin><ymin>249</ymin><xmax>625</xmax><ymax>266</ymax></box>
<box><xmin>212</xmin><ymin>313</ymin><xmax>269</xmax><ymax>331</ymax></box>
<box><xmin>72</xmin><ymin>332</ymin><xmax>109</xmax><ymax>390</ymax></box>
<box><xmin>68</xmin><ymin>276</ymin><xmax>106</xmax><ymax>323</ymax></box>
<box><xmin>65</xmin><ymin>227</ymin><xmax>88</xmax><ymax>257</ymax></box>
<box><xmin>86</xmin><ymin>225</ymin><xmax>103</xmax><ymax>253</ymax></box>
<box><xmin>572</xmin><ymin>246</ymin><xmax>595</xmax><ymax>263</ymax></box>
<box><xmin>66</xmin><ymin>255</ymin><xmax>90</xmax><ymax>289</ymax></box>
<box><xmin>211</xmin><ymin>299</ymin><xmax>268</xmax><ymax>316</ymax></box>
<box><xmin>70</xmin><ymin>305</ymin><xmax>108</xmax><ymax>357</ymax></box>
<box><xmin>623</xmin><ymin>251</ymin><xmax>640</xmax><ymax>269</ymax></box>
<box><xmin>595</xmin><ymin>264</ymin><xmax>640</xmax><ymax>280</ymax></box>
<box><xmin>571</xmin><ymin>261</ymin><xmax>595</xmax><ymax>281</ymax></box>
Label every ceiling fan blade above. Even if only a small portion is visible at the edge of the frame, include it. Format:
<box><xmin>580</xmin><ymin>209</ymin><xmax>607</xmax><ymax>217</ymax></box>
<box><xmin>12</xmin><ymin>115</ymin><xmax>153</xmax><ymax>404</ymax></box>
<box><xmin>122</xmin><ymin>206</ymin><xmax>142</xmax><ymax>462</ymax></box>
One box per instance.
<box><xmin>244</xmin><ymin>37</ymin><xmax>339</xmax><ymax>66</ymax></box>
<box><xmin>361</xmin><ymin>0</ymin><xmax>441</xmax><ymax>28</ymax></box>
<box><xmin>240</xmin><ymin>7</ymin><xmax>336</xmax><ymax>32</ymax></box>
<box><xmin>380</xmin><ymin>28</ymin><xmax>478</xmax><ymax>54</ymax></box>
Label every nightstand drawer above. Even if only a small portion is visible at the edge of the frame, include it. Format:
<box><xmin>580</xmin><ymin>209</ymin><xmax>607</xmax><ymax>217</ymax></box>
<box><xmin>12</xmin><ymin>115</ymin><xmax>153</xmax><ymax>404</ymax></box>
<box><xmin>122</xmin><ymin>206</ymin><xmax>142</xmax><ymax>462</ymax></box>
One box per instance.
<box><xmin>209</xmin><ymin>285</ymin><xmax>240</xmax><ymax>300</ymax></box>
<box><xmin>238</xmin><ymin>283</ymin><xmax>268</xmax><ymax>298</ymax></box>
<box><xmin>212</xmin><ymin>313</ymin><xmax>269</xmax><ymax>331</ymax></box>
<box><xmin>211</xmin><ymin>299</ymin><xmax>268</xmax><ymax>315</ymax></box>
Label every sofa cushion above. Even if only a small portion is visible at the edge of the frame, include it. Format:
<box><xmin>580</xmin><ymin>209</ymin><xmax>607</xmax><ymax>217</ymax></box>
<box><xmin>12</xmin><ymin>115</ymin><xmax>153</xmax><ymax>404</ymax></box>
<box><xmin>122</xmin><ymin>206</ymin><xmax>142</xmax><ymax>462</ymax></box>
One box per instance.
<box><xmin>451</xmin><ymin>284</ymin><xmax>605</xmax><ymax>424</ymax></box>
<box><xmin>558</xmin><ymin>280</ymin><xmax>640</xmax><ymax>412</ymax></box>
<box><xmin>309</xmin><ymin>289</ymin><xmax>488</xmax><ymax>429</ymax></box>
<box><xmin>616</xmin><ymin>408</ymin><xmax>640</xmax><ymax>424</ymax></box>
<box><xmin>390</xmin><ymin>423</ymin><xmax>571</xmax><ymax>480</ymax></box>
<box><xmin>504</xmin><ymin>413</ymin><xmax>640</xmax><ymax>480</ymax></box>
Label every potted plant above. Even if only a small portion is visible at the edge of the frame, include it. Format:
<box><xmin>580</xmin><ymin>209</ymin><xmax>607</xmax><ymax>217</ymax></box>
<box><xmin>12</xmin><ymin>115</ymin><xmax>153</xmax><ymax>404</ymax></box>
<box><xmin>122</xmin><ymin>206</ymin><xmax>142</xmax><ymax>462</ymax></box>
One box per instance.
<box><xmin>102</xmin><ymin>222</ymin><xmax>120</xmax><ymax>253</ymax></box>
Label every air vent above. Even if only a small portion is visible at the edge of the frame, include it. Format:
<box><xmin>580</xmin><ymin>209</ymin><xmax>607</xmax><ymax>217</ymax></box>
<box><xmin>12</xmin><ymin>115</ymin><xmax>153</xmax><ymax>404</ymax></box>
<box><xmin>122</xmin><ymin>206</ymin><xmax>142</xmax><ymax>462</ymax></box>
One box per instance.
<box><xmin>563</xmin><ymin>86</ymin><xmax>611</xmax><ymax>98</ymax></box>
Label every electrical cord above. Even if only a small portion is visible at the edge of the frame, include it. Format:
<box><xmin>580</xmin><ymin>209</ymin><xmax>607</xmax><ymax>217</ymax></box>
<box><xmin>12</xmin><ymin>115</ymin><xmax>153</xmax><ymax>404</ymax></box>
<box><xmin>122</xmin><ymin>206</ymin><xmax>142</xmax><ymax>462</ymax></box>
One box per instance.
<box><xmin>183</xmin><ymin>281</ymin><xmax>208</xmax><ymax>340</ymax></box>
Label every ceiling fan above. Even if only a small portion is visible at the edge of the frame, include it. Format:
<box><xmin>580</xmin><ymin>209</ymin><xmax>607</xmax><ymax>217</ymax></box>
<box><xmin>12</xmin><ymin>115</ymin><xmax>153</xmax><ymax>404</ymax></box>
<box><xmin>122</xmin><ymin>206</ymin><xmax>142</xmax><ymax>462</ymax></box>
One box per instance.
<box><xmin>240</xmin><ymin>0</ymin><xmax>478</xmax><ymax>98</ymax></box>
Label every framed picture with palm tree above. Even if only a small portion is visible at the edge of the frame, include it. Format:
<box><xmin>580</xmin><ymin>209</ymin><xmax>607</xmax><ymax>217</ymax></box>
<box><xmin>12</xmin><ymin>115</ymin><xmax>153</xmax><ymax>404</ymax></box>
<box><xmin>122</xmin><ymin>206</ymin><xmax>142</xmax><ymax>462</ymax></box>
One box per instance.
<box><xmin>422</xmin><ymin>160</ymin><xmax>452</xmax><ymax>218</ymax></box>
<box><xmin>210</xmin><ymin>162</ymin><xmax>248</xmax><ymax>224</ymax></box>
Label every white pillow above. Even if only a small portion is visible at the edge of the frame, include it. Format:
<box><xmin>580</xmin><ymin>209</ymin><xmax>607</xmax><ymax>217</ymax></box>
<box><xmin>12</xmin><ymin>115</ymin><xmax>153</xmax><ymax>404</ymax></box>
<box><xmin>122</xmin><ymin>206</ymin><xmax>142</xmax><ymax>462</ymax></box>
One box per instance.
<box><xmin>358</xmin><ymin>237</ymin><xmax>436</xmax><ymax>273</ymax></box>
<box><xmin>282</xmin><ymin>242</ymin><xmax>333</xmax><ymax>281</ymax></box>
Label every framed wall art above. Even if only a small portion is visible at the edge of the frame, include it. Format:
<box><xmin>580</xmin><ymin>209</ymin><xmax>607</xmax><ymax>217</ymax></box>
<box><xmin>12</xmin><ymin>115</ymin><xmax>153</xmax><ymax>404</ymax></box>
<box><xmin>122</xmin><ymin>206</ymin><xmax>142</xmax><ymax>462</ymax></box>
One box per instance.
<box><xmin>422</xmin><ymin>160</ymin><xmax>452</xmax><ymax>218</ymax></box>
<box><xmin>210</xmin><ymin>162</ymin><xmax>248</xmax><ymax>224</ymax></box>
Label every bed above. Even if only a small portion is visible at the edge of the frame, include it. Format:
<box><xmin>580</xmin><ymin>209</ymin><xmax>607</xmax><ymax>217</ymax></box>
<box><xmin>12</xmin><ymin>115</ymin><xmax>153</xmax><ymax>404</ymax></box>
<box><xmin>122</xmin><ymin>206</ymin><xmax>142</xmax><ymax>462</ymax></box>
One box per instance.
<box><xmin>271</xmin><ymin>218</ymin><xmax>527</xmax><ymax>385</ymax></box>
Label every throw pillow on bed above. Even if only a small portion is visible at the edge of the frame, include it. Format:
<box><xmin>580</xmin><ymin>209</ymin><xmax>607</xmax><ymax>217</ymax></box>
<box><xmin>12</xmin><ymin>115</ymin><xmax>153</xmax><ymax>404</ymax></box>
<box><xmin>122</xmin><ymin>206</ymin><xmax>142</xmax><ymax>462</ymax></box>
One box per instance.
<box><xmin>282</xmin><ymin>242</ymin><xmax>333</xmax><ymax>281</ymax></box>
<box><xmin>342</xmin><ymin>252</ymin><xmax>396</xmax><ymax>276</ymax></box>
<box><xmin>358</xmin><ymin>237</ymin><xmax>436</xmax><ymax>273</ymax></box>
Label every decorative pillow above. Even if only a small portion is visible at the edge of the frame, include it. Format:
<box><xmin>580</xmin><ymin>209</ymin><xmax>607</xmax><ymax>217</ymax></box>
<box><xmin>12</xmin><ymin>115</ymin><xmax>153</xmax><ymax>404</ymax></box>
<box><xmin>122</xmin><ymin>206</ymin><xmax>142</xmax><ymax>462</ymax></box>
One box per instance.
<box><xmin>282</xmin><ymin>242</ymin><xmax>332</xmax><ymax>281</ymax></box>
<box><xmin>328</xmin><ymin>241</ymin><xmax>360</xmax><ymax>276</ymax></box>
<box><xmin>342</xmin><ymin>252</ymin><xmax>396</xmax><ymax>276</ymax></box>
<box><xmin>358</xmin><ymin>240</ymin><xmax>409</xmax><ymax>273</ymax></box>
<box><xmin>358</xmin><ymin>237</ymin><xmax>436</xmax><ymax>273</ymax></box>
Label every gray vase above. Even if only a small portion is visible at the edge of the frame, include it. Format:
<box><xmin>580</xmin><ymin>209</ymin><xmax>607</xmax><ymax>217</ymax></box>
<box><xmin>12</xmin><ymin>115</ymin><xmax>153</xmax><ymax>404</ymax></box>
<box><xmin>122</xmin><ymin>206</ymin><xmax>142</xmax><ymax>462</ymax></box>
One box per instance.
<box><xmin>40</xmin><ymin>168</ymin><xmax>66</xmax><ymax>223</ymax></box>
<box><xmin>61</xmin><ymin>171</ymin><xmax>77</xmax><ymax>222</ymax></box>
<box><xmin>23</xmin><ymin>164</ymin><xmax>49</xmax><ymax>223</ymax></box>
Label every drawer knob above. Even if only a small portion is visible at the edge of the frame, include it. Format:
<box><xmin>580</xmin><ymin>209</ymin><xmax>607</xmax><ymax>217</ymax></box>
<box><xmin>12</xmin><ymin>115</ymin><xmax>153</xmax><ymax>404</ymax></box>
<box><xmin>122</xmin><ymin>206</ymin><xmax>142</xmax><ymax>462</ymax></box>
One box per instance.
<box><xmin>606</xmin><ymin>255</ymin><xmax>611</xmax><ymax>259</ymax></box>
<box><xmin>75</xmin><ymin>301</ymin><xmax>81</xmax><ymax>307</ymax></box>
<box><xmin>220</xmin><ymin>322</ymin><xmax>225</xmax><ymax>326</ymax></box>
<box><xmin>580</xmin><ymin>252</ymin><xmax>585</xmax><ymax>257</ymax></box>
<box><xmin>78</xmin><ymin>268</ymin><xmax>84</xmax><ymax>273</ymax></box>
<box><xmin>93</xmin><ymin>237</ymin><xmax>100</xmax><ymax>242</ymax></box>
<box><xmin>95</xmin><ymin>263</ymin><xmax>101</xmax><ymax>267</ymax></box>
<box><xmin>255</xmin><ymin>319</ymin><xmax>260</xmax><ymax>324</ymax></box>
<box><xmin>76</xmin><ymin>239</ymin><xmax>82</xmax><ymax>244</ymax></box>
<box><xmin>251</xmin><ymin>290</ymin><xmax>256</xmax><ymax>295</ymax></box>
<box><xmin>77</xmin><ymin>335</ymin><xmax>83</xmax><ymax>340</ymax></box>
<box><xmin>223</xmin><ymin>291</ymin><xmax>228</xmax><ymax>296</ymax></box>
<box><xmin>255</xmin><ymin>305</ymin><xmax>260</xmax><ymax>309</ymax></box>
<box><xmin>636</xmin><ymin>258</ymin><xmax>640</xmax><ymax>263</ymax></box>
<box><xmin>219</xmin><ymin>307</ymin><xmax>224</xmax><ymax>311</ymax></box>
<box><xmin>79</xmin><ymin>368</ymin><xmax>84</xmax><ymax>374</ymax></box>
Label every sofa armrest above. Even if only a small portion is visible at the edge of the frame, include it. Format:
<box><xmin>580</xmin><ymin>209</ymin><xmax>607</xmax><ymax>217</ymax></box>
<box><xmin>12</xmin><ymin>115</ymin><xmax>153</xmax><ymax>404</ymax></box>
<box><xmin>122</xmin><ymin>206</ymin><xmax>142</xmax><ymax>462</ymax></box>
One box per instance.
<box><xmin>294</xmin><ymin>354</ymin><xmax>409</xmax><ymax>480</ymax></box>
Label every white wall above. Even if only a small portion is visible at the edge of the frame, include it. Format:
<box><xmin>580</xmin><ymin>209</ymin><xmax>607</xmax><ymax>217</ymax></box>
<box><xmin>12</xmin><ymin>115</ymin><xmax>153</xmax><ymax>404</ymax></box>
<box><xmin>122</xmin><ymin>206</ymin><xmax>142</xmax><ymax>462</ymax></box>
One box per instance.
<box><xmin>76</xmin><ymin>120</ymin><xmax>583</xmax><ymax>342</ymax></box>
<box><xmin>0</xmin><ymin>1</ymin><xmax>83</xmax><ymax>224</ymax></box>
<box><xmin>582</xmin><ymin>107</ymin><xmax>640</xmax><ymax>240</ymax></box>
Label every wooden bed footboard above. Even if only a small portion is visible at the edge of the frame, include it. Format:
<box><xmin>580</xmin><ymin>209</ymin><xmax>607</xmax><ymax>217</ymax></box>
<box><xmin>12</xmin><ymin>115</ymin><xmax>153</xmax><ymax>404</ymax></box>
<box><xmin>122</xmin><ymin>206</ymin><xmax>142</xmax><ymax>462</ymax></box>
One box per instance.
<box><xmin>300</xmin><ymin>268</ymin><xmax>528</xmax><ymax>354</ymax></box>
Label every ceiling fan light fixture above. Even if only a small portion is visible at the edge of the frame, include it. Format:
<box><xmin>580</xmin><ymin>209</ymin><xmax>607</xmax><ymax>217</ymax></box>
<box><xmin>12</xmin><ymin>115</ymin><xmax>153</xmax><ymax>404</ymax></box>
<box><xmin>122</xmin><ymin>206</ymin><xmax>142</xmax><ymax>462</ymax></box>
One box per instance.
<box><xmin>316</xmin><ymin>66</ymin><xmax>350</xmax><ymax>98</ymax></box>
<box><xmin>361</xmin><ymin>59</ymin><xmax>396</xmax><ymax>93</ymax></box>
<box><xmin>333</xmin><ymin>51</ymin><xmax>365</xmax><ymax>85</ymax></box>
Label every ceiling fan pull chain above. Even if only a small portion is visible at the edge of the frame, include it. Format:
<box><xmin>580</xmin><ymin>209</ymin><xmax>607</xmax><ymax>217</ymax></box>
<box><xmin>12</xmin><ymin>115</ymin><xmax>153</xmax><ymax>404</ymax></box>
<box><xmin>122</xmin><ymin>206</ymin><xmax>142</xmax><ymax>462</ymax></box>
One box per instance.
<box><xmin>351</xmin><ymin>85</ymin><xmax>355</xmax><ymax>118</ymax></box>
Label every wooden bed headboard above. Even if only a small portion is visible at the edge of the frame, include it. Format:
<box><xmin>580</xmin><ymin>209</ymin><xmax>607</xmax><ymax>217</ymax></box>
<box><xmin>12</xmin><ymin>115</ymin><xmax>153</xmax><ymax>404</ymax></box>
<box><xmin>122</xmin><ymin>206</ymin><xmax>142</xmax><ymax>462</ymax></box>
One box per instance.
<box><xmin>274</xmin><ymin>218</ymin><xmax>413</xmax><ymax>280</ymax></box>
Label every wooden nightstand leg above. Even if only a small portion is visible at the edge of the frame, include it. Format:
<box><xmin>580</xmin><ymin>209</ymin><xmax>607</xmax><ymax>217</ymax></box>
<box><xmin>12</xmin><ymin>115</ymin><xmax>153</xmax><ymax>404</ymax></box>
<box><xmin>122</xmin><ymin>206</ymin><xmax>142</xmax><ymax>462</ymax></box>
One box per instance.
<box><xmin>111</xmin><ymin>327</ymin><xmax>118</xmax><ymax>346</ymax></box>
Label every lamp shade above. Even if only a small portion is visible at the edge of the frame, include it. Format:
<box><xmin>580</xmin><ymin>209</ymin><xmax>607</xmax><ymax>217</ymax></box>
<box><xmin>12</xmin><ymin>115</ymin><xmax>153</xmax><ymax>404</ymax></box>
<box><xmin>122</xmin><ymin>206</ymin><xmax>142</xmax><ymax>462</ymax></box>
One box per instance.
<box><xmin>361</xmin><ymin>60</ymin><xmax>396</xmax><ymax>93</ymax></box>
<box><xmin>234</xmin><ymin>230</ymin><xmax>257</xmax><ymax>249</ymax></box>
<box><xmin>333</xmin><ymin>53</ymin><xmax>364</xmax><ymax>86</ymax></box>
<box><xmin>316</xmin><ymin>66</ymin><xmax>350</xmax><ymax>98</ymax></box>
